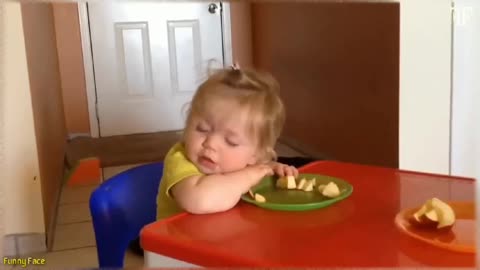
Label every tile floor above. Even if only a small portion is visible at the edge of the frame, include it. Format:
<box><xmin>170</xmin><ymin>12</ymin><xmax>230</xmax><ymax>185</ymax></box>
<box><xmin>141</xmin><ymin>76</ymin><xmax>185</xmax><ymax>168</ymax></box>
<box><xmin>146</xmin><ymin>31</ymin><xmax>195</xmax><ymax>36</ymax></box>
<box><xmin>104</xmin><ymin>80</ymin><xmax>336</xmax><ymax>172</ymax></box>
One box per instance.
<box><xmin>31</xmin><ymin>143</ymin><xmax>305</xmax><ymax>268</ymax></box>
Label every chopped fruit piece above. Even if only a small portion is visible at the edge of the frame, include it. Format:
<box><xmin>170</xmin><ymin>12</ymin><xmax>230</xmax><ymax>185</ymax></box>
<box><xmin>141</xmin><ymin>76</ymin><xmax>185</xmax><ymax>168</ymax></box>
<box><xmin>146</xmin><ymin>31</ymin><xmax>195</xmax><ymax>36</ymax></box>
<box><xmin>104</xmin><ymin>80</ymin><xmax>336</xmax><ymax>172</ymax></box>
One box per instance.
<box><xmin>303</xmin><ymin>179</ymin><xmax>314</xmax><ymax>192</ymax></box>
<box><xmin>248</xmin><ymin>189</ymin><xmax>254</xmax><ymax>199</ymax></box>
<box><xmin>322</xmin><ymin>182</ymin><xmax>340</xmax><ymax>198</ymax></box>
<box><xmin>286</xmin><ymin>175</ymin><xmax>296</xmax><ymax>189</ymax></box>
<box><xmin>297</xmin><ymin>178</ymin><xmax>307</xmax><ymax>190</ymax></box>
<box><xmin>276</xmin><ymin>177</ymin><xmax>288</xmax><ymax>188</ymax></box>
<box><xmin>255</xmin><ymin>193</ymin><xmax>266</xmax><ymax>203</ymax></box>
<box><xmin>411</xmin><ymin>198</ymin><xmax>456</xmax><ymax>230</ymax></box>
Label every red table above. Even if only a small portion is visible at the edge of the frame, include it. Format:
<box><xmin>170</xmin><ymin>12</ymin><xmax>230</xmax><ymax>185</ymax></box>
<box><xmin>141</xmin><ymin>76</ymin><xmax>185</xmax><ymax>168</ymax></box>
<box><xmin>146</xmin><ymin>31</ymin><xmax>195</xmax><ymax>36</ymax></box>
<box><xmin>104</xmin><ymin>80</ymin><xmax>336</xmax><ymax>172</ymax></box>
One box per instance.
<box><xmin>141</xmin><ymin>161</ymin><xmax>477</xmax><ymax>267</ymax></box>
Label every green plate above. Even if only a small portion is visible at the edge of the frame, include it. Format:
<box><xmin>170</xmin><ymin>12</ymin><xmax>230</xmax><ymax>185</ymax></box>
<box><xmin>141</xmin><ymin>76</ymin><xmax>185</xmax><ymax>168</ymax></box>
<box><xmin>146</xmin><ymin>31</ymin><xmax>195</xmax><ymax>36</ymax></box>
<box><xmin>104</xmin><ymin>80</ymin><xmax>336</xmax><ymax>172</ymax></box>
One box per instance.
<box><xmin>241</xmin><ymin>173</ymin><xmax>353</xmax><ymax>211</ymax></box>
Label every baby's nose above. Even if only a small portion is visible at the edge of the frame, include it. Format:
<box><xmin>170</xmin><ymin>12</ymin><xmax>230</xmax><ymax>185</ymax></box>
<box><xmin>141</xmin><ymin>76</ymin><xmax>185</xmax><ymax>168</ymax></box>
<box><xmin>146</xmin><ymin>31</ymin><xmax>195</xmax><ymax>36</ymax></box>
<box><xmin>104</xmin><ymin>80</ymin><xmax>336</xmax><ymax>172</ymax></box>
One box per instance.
<box><xmin>202</xmin><ymin>135</ymin><xmax>217</xmax><ymax>150</ymax></box>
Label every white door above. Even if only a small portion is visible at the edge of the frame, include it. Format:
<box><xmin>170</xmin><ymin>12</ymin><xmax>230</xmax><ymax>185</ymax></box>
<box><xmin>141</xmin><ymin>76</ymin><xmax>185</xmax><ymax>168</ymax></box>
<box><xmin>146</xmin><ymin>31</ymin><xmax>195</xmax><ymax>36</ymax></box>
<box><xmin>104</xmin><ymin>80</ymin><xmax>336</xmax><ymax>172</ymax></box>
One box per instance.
<box><xmin>88</xmin><ymin>1</ymin><xmax>225</xmax><ymax>136</ymax></box>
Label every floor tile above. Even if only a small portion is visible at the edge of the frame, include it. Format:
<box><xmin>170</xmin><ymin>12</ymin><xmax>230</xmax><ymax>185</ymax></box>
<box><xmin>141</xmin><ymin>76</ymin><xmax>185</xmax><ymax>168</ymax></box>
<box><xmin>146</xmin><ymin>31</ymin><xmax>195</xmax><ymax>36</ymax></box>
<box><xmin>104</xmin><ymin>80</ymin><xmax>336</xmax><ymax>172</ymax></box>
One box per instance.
<box><xmin>52</xmin><ymin>222</ymin><xmax>96</xmax><ymax>251</ymax></box>
<box><xmin>40</xmin><ymin>246</ymin><xmax>98</xmax><ymax>268</ymax></box>
<box><xmin>60</xmin><ymin>185</ymin><xmax>98</xmax><ymax>205</ymax></box>
<box><xmin>102</xmin><ymin>163</ymin><xmax>146</xmax><ymax>180</ymax></box>
<box><xmin>124</xmin><ymin>250</ymin><xmax>144</xmax><ymax>268</ymax></box>
<box><xmin>57</xmin><ymin>202</ymin><xmax>91</xmax><ymax>225</ymax></box>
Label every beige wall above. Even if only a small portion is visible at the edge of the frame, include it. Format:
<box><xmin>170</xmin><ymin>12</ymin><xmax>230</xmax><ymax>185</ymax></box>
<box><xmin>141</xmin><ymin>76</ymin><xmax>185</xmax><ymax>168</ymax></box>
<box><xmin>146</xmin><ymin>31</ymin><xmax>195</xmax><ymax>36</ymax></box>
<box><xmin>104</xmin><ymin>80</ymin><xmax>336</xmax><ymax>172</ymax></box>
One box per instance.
<box><xmin>21</xmin><ymin>2</ymin><xmax>68</xmax><ymax>247</ymax></box>
<box><xmin>53</xmin><ymin>3</ymin><xmax>90</xmax><ymax>135</ymax></box>
<box><xmin>3</xmin><ymin>2</ymin><xmax>45</xmax><ymax>235</ymax></box>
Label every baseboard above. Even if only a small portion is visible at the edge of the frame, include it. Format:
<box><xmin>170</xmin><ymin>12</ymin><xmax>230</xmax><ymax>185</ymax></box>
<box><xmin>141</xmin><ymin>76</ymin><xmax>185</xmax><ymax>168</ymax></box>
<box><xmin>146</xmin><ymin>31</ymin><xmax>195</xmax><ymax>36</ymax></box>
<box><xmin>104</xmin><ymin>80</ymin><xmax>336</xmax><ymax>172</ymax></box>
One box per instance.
<box><xmin>3</xmin><ymin>233</ymin><xmax>47</xmax><ymax>256</ymax></box>
<box><xmin>67</xmin><ymin>133</ymin><xmax>91</xmax><ymax>140</ymax></box>
<box><xmin>279</xmin><ymin>136</ymin><xmax>334</xmax><ymax>161</ymax></box>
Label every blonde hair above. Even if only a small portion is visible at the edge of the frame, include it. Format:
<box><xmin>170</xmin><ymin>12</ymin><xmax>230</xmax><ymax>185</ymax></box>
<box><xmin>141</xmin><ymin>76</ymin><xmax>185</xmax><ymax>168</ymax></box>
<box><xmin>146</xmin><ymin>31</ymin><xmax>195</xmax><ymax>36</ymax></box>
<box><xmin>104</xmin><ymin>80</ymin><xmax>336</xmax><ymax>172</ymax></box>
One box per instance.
<box><xmin>185</xmin><ymin>67</ymin><xmax>285</xmax><ymax>163</ymax></box>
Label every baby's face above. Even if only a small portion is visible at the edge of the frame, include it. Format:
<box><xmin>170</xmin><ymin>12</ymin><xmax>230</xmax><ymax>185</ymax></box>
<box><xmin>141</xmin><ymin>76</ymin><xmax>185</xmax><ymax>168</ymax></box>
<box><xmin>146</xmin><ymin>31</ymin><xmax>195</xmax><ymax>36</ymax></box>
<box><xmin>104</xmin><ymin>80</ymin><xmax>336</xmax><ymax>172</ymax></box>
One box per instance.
<box><xmin>184</xmin><ymin>98</ymin><xmax>260</xmax><ymax>175</ymax></box>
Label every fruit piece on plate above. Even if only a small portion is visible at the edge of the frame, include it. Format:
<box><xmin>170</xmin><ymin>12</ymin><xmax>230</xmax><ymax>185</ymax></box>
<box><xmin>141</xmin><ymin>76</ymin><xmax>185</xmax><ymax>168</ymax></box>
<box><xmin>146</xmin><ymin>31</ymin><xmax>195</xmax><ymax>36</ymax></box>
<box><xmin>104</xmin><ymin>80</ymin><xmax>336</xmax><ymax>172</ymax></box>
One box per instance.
<box><xmin>254</xmin><ymin>193</ymin><xmax>266</xmax><ymax>203</ymax></box>
<box><xmin>286</xmin><ymin>175</ymin><xmax>296</xmax><ymax>189</ymax></box>
<box><xmin>297</xmin><ymin>178</ymin><xmax>307</xmax><ymax>190</ymax></box>
<box><xmin>302</xmin><ymin>179</ymin><xmax>314</xmax><ymax>192</ymax></box>
<box><xmin>411</xmin><ymin>198</ymin><xmax>456</xmax><ymax>229</ymax></box>
<box><xmin>322</xmin><ymin>182</ymin><xmax>340</xmax><ymax>198</ymax></box>
<box><xmin>276</xmin><ymin>177</ymin><xmax>288</xmax><ymax>188</ymax></box>
<box><xmin>317</xmin><ymin>184</ymin><xmax>326</xmax><ymax>193</ymax></box>
<box><xmin>276</xmin><ymin>175</ymin><xmax>297</xmax><ymax>189</ymax></box>
<box><xmin>311</xmin><ymin>178</ymin><xmax>316</xmax><ymax>187</ymax></box>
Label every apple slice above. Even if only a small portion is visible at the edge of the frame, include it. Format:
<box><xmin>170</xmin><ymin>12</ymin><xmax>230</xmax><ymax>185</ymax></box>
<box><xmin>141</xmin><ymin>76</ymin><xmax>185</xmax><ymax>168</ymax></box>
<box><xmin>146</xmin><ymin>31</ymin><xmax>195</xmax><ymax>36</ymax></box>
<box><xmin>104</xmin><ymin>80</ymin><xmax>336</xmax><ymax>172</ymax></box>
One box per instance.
<box><xmin>302</xmin><ymin>179</ymin><xmax>314</xmax><ymax>192</ymax></box>
<box><xmin>254</xmin><ymin>193</ymin><xmax>266</xmax><ymax>203</ymax></box>
<box><xmin>322</xmin><ymin>182</ymin><xmax>340</xmax><ymax>198</ymax></box>
<box><xmin>411</xmin><ymin>198</ymin><xmax>455</xmax><ymax>230</ymax></box>
<box><xmin>276</xmin><ymin>175</ymin><xmax>297</xmax><ymax>189</ymax></box>
<box><xmin>430</xmin><ymin>198</ymin><xmax>455</xmax><ymax>228</ymax></box>
<box><xmin>317</xmin><ymin>184</ymin><xmax>326</xmax><ymax>193</ymax></box>
<box><xmin>286</xmin><ymin>175</ymin><xmax>296</xmax><ymax>189</ymax></box>
<box><xmin>276</xmin><ymin>177</ymin><xmax>288</xmax><ymax>189</ymax></box>
<box><xmin>297</xmin><ymin>178</ymin><xmax>307</xmax><ymax>190</ymax></box>
<box><xmin>425</xmin><ymin>209</ymin><xmax>438</xmax><ymax>222</ymax></box>
<box><xmin>413</xmin><ymin>205</ymin><xmax>428</xmax><ymax>222</ymax></box>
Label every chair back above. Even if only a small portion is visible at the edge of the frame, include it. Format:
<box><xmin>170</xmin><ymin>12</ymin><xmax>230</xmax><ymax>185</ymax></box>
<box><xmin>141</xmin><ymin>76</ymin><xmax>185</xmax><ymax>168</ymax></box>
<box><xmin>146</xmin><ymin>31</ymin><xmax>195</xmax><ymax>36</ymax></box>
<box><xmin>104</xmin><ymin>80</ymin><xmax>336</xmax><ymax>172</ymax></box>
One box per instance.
<box><xmin>89</xmin><ymin>162</ymin><xmax>163</xmax><ymax>267</ymax></box>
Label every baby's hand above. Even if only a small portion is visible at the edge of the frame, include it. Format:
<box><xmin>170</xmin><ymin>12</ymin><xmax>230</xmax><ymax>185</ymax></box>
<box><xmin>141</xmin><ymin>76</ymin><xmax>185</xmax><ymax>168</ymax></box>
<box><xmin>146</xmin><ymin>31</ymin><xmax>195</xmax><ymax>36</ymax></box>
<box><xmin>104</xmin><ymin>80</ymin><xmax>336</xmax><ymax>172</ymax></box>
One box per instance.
<box><xmin>270</xmin><ymin>162</ymin><xmax>299</xmax><ymax>178</ymax></box>
<box><xmin>244</xmin><ymin>164</ymin><xmax>274</xmax><ymax>183</ymax></box>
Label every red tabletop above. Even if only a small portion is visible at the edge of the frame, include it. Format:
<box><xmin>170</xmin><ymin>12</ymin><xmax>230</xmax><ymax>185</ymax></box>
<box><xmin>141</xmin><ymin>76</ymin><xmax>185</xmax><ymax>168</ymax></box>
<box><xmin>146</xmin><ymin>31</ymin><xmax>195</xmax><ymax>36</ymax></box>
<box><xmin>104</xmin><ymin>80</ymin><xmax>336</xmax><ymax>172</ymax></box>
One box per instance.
<box><xmin>140</xmin><ymin>161</ymin><xmax>477</xmax><ymax>267</ymax></box>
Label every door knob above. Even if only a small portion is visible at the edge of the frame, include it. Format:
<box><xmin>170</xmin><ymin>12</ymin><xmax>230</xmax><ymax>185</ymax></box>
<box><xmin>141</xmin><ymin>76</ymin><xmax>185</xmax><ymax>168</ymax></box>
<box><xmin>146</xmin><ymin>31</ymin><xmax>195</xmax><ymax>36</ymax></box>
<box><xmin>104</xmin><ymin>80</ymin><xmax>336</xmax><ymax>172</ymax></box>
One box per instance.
<box><xmin>208</xmin><ymin>3</ymin><xmax>218</xmax><ymax>14</ymax></box>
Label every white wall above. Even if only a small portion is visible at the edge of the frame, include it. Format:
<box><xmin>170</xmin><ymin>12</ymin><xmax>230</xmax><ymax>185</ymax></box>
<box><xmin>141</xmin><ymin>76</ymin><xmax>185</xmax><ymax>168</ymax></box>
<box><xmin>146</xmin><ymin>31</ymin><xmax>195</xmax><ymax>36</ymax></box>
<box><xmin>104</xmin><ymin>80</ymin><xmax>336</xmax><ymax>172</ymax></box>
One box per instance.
<box><xmin>451</xmin><ymin>0</ymin><xmax>479</xmax><ymax>180</ymax></box>
<box><xmin>450</xmin><ymin>0</ymin><xmax>480</xmax><ymax>262</ymax></box>
<box><xmin>399</xmin><ymin>0</ymin><xmax>453</xmax><ymax>175</ymax></box>
<box><xmin>2</xmin><ymin>2</ymin><xmax>45</xmax><ymax>235</ymax></box>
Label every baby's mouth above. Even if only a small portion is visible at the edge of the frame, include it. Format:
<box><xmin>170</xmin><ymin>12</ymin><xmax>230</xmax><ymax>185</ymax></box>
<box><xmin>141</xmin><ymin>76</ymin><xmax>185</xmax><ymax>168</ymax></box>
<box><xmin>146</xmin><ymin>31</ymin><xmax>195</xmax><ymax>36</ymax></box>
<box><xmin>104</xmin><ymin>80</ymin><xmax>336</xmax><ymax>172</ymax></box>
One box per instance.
<box><xmin>199</xmin><ymin>156</ymin><xmax>216</xmax><ymax>170</ymax></box>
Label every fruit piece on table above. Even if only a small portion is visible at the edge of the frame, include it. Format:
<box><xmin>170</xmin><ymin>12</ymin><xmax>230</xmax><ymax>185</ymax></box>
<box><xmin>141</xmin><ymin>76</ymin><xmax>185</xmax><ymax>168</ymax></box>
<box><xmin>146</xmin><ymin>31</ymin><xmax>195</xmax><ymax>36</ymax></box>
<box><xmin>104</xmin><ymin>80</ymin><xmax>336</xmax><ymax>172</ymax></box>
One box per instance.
<box><xmin>297</xmin><ymin>178</ymin><xmax>307</xmax><ymax>190</ymax></box>
<box><xmin>302</xmin><ymin>179</ymin><xmax>314</xmax><ymax>192</ymax></box>
<box><xmin>411</xmin><ymin>198</ymin><xmax>456</xmax><ymax>229</ymax></box>
<box><xmin>322</xmin><ymin>182</ymin><xmax>340</xmax><ymax>198</ymax></box>
<box><xmin>254</xmin><ymin>193</ymin><xmax>266</xmax><ymax>203</ymax></box>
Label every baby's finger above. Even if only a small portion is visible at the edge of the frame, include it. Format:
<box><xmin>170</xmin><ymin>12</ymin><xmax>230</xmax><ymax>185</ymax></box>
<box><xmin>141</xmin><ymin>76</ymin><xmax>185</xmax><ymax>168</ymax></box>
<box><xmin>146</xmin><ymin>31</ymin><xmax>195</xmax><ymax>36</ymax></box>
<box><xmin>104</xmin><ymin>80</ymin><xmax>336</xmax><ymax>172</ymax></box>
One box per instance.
<box><xmin>275</xmin><ymin>166</ymin><xmax>285</xmax><ymax>177</ymax></box>
<box><xmin>263</xmin><ymin>166</ymin><xmax>274</xmax><ymax>176</ymax></box>
<box><xmin>291</xmin><ymin>166</ymin><xmax>299</xmax><ymax>177</ymax></box>
<box><xmin>283</xmin><ymin>166</ymin><xmax>294</xmax><ymax>177</ymax></box>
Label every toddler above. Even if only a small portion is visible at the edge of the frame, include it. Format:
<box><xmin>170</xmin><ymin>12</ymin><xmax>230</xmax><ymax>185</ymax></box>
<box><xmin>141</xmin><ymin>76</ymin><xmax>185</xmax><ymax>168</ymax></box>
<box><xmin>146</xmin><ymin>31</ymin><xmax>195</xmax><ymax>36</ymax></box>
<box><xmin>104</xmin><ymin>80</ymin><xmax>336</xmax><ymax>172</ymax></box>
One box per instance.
<box><xmin>156</xmin><ymin>65</ymin><xmax>298</xmax><ymax>220</ymax></box>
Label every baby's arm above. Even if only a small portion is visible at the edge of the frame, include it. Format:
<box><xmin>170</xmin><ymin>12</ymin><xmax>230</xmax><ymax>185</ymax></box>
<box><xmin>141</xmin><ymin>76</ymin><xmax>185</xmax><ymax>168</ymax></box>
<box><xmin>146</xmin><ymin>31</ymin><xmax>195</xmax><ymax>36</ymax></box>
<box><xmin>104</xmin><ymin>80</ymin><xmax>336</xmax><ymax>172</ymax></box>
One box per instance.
<box><xmin>171</xmin><ymin>164</ymin><xmax>273</xmax><ymax>214</ymax></box>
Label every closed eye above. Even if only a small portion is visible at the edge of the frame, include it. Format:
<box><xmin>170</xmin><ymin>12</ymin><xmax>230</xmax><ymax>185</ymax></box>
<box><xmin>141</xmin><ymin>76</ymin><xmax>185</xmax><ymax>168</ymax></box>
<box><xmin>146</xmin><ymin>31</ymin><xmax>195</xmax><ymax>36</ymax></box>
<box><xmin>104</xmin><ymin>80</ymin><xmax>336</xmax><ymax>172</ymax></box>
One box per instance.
<box><xmin>225</xmin><ymin>138</ymin><xmax>239</xmax><ymax>147</ymax></box>
<box><xmin>196</xmin><ymin>124</ymin><xmax>209</xmax><ymax>133</ymax></box>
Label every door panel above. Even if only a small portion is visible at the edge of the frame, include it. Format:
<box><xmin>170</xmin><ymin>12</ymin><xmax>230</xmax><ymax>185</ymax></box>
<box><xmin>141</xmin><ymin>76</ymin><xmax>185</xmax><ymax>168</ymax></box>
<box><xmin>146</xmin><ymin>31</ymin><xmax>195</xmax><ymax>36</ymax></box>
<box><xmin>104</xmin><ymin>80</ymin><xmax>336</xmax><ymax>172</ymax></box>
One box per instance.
<box><xmin>88</xmin><ymin>1</ymin><xmax>224</xmax><ymax>136</ymax></box>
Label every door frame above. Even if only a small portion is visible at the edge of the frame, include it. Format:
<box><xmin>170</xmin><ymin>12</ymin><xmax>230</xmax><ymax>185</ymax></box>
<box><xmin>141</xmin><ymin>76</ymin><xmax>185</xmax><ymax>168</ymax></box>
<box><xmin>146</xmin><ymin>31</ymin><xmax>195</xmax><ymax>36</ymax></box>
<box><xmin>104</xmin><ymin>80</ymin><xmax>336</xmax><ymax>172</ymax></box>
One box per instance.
<box><xmin>78</xmin><ymin>2</ymin><xmax>233</xmax><ymax>138</ymax></box>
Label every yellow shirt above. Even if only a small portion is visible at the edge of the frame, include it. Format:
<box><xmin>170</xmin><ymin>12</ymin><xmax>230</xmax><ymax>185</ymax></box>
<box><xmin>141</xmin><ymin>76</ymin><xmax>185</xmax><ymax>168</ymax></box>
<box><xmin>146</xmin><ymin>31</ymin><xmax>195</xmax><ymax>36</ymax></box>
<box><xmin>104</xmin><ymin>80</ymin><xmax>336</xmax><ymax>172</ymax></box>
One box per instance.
<box><xmin>156</xmin><ymin>142</ymin><xmax>203</xmax><ymax>220</ymax></box>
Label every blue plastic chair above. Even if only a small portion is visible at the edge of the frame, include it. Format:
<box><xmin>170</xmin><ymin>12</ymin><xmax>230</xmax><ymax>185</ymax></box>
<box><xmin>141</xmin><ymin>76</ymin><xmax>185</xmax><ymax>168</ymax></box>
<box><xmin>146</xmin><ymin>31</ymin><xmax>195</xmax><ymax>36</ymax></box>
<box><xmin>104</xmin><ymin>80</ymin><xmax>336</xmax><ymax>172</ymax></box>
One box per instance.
<box><xmin>89</xmin><ymin>162</ymin><xmax>163</xmax><ymax>268</ymax></box>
